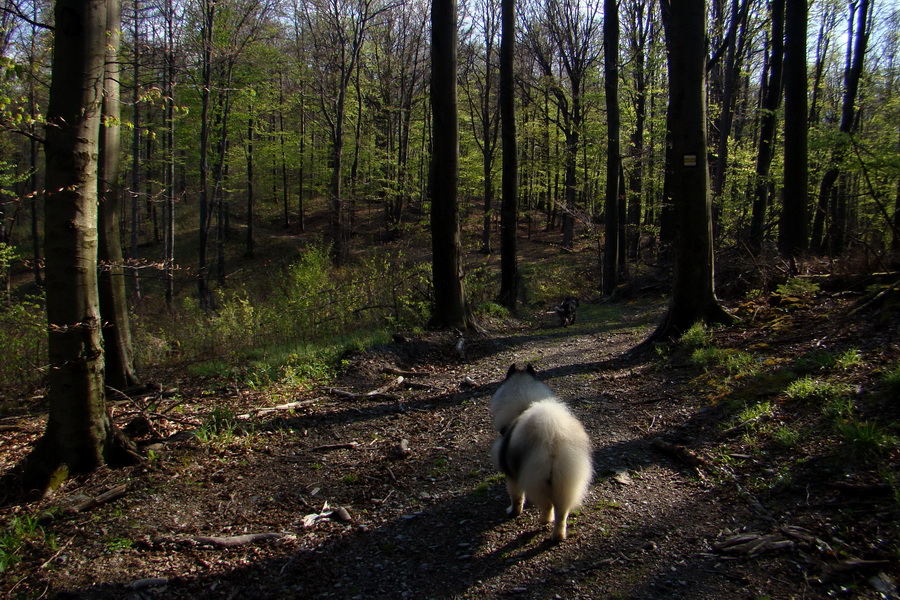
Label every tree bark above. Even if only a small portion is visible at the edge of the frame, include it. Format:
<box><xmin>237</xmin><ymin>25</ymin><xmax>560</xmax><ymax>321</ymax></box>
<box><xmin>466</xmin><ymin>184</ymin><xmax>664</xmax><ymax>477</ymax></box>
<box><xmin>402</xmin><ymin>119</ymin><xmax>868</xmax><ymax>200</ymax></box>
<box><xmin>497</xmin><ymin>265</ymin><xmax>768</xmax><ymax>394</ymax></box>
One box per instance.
<box><xmin>430</xmin><ymin>0</ymin><xmax>476</xmax><ymax>329</ymax></box>
<box><xmin>748</xmin><ymin>0</ymin><xmax>784</xmax><ymax>254</ymax></box>
<box><xmin>643</xmin><ymin>0</ymin><xmax>735</xmax><ymax>345</ymax></box>
<box><xmin>129</xmin><ymin>0</ymin><xmax>141</xmax><ymax>303</ymax></box>
<box><xmin>602</xmin><ymin>0</ymin><xmax>621</xmax><ymax>294</ymax></box>
<box><xmin>778</xmin><ymin>0</ymin><xmax>808</xmax><ymax>259</ymax></box>
<box><xmin>812</xmin><ymin>0</ymin><xmax>869</xmax><ymax>255</ymax></box>
<box><xmin>246</xmin><ymin>108</ymin><xmax>255</xmax><ymax>257</ymax></box>
<box><xmin>498</xmin><ymin>0</ymin><xmax>519</xmax><ymax>310</ymax></box>
<box><xmin>24</xmin><ymin>0</ymin><xmax>137</xmax><ymax>494</ymax></box>
<box><xmin>98</xmin><ymin>0</ymin><xmax>141</xmax><ymax>391</ymax></box>
<box><xmin>198</xmin><ymin>0</ymin><xmax>215</xmax><ymax>310</ymax></box>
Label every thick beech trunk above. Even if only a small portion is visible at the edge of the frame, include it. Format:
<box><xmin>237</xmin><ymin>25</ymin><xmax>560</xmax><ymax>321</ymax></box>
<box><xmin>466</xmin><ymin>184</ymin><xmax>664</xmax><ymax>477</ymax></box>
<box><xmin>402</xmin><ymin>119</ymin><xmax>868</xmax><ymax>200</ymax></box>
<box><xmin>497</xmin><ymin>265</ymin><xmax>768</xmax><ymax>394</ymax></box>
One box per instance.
<box><xmin>24</xmin><ymin>0</ymin><xmax>137</xmax><ymax>494</ymax></box>
<box><xmin>643</xmin><ymin>0</ymin><xmax>735</xmax><ymax>345</ymax></box>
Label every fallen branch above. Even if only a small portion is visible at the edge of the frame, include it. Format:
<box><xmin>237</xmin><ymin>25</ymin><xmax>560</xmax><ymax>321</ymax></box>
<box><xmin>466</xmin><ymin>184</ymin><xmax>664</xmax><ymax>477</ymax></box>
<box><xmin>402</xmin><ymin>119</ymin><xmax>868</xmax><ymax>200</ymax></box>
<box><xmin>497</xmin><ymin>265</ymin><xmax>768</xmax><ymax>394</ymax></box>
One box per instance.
<box><xmin>66</xmin><ymin>484</ymin><xmax>128</xmax><ymax>514</ymax></box>
<box><xmin>714</xmin><ymin>532</ymin><xmax>794</xmax><ymax>556</ymax></box>
<box><xmin>161</xmin><ymin>532</ymin><xmax>286</xmax><ymax>547</ymax></box>
<box><xmin>402</xmin><ymin>380</ymin><xmax>440</xmax><ymax>391</ymax></box>
<box><xmin>329</xmin><ymin>376</ymin><xmax>404</xmax><ymax>401</ymax></box>
<box><xmin>309</xmin><ymin>442</ymin><xmax>360</xmax><ymax>452</ymax></box>
<box><xmin>720</xmin><ymin>413</ymin><xmax>771</xmax><ymax>437</ymax></box>
<box><xmin>238</xmin><ymin>399</ymin><xmax>320</xmax><ymax>419</ymax></box>
<box><xmin>382</xmin><ymin>366</ymin><xmax>430</xmax><ymax>377</ymax></box>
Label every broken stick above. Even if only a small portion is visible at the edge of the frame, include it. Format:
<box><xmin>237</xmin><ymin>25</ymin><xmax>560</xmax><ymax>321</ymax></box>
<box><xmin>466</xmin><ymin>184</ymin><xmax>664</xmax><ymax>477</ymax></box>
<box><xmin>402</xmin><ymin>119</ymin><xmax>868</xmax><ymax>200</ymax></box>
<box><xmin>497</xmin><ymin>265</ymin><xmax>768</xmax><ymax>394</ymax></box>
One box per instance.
<box><xmin>67</xmin><ymin>484</ymin><xmax>128</xmax><ymax>514</ymax></box>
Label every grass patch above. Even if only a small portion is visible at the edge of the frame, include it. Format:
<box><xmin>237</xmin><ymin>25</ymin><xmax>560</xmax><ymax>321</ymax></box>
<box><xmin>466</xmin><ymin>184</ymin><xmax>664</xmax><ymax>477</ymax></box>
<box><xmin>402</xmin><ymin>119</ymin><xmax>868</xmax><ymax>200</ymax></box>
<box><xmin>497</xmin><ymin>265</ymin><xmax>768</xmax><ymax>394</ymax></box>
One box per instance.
<box><xmin>785</xmin><ymin>377</ymin><xmax>855</xmax><ymax>403</ymax></box>
<box><xmin>794</xmin><ymin>348</ymin><xmax>863</xmax><ymax>373</ymax></box>
<box><xmin>195</xmin><ymin>407</ymin><xmax>241</xmax><ymax>444</ymax></box>
<box><xmin>836</xmin><ymin>421</ymin><xmax>898</xmax><ymax>457</ymax></box>
<box><xmin>822</xmin><ymin>395</ymin><xmax>855</xmax><ymax>421</ymax></box>
<box><xmin>776</xmin><ymin>278</ymin><xmax>820</xmax><ymax>297</ymax></box>
<box><xmin>478</xmin><ymin>302</ymin><xmax>510</xmax><ymax>318</ymax></box>
<box><xmin>681</xmin><ymin>322</ymin><xmax>710</xmax><ymax>350</ymax></box>
<box><xmin>474</xmin><ymin>473</ymin><xmax>505</xmax><ymax>495</ymax></box>
<box><xmin>692</xmin><ymin>347</ymin><xmax>755</xmax><ymax>376</ymax></box>
<box><xmin>0</xmin><ymin>514</ymin><xmax>54</xmax><ymax>574</ymax></box>
<box><xmin>772</xmin><ymin>425</ymin><xmax>801</xmax><ymax>449</ymax></box>
<box><xmin>736</xmin><ymin>400</ymin><xmax>775</xmax><ymax>425</ymax></box>
<box><xmin>884</xmin><ymin>363</ymin><xmax>900</xmax><ymax>395</ymax></box>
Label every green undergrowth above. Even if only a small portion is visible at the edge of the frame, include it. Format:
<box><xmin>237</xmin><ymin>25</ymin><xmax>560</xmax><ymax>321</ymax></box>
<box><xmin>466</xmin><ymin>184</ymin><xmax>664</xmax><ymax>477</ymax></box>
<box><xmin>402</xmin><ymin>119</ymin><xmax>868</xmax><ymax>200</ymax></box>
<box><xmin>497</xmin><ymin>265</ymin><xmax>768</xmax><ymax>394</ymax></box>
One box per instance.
<box><xmin>133</xmin><ymin>244</ymin><xmax>430</xmax><ymax>389</ymax></box>
<box><xmin>674</xmin><ymin>321</ymin><xmax>899</xmax><ymax>471</ymax></box>
<box><xmin>0</xmin><ymin>513</ymin><xmax>56</xmax><ymax>575</ymax></box>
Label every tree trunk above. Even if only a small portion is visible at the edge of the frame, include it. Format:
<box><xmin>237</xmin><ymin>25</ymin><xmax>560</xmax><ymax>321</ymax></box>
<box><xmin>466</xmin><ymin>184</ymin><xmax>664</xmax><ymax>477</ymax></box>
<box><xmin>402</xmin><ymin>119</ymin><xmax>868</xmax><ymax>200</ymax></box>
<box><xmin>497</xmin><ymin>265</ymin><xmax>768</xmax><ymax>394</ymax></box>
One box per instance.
<box><xmin>644</xmin><ymin>0</ymin><xmax>734</xmax><ymax>345</ymax></box>
<box><xmin>24</xmin><ymin>0</ymin><xmax>137</xmax><ymax>494</ymax></box>
<box><xmin>430</xmin><ymin>0</ymin><xmax>476</xmax><ymax>329</ymax></box>
<box><xmin>198</xmin><ymin>0</ymin><xmax>214</xmax><ymax>310</ymax></box>
<box><xmin>280</xmin><ymin>76</ymin><xmax>290</xmax><ymax>229</ymax></box>
<box><xmin>246</xmin><ymin>109</ymin><xmax>255</xmax><ymax>257</ymax></box>
<box><xmin>778</xmin><ymin>0</ymin><xmax>808</xmax><ymax>259</ymax></box>
<box><xmin>602</xmin><ymin>0</ymin><xmax>621</xmax><ymax>295</ymax></box>
<box><xmin>498</xmin><ymin>0</ymin><xmax>519</xmax><ymax>310</ymax></box>
<box><xmin>28</xmin><ymin>9</ymin><xmax>43</xmax><ymax>289</ymax></box>
<box><xmin>98</xmin><ymin>0</ymin><xmax>140</xmax><ymax>391</ymax></box>
<box><xmin>748</xmin><ymin>0</ymin><xmax>784</xmax><ymax>253</ymax></box>
<box><xmin>711</xmin><ymin>0</ymin><xmax>749</xmax><ymax>201</ymax></box>
<box><xmin>164</xmin><ymin>0</ymin><xmax>176</xmax><ymax>308</ymax></box>
<box><xmin>129</xmin><ymin>0</ymin><xmax>141</xmax><ymax>303</ymax></box>
<box><xmin>298</xmin><ymin>89</ymin><xmax>306</xmax><ymax>233</ymax></box>
<box><xmin>814</xmin><ymin>0</ymin><xmax>869</xmax><ymax>255</ymax></box>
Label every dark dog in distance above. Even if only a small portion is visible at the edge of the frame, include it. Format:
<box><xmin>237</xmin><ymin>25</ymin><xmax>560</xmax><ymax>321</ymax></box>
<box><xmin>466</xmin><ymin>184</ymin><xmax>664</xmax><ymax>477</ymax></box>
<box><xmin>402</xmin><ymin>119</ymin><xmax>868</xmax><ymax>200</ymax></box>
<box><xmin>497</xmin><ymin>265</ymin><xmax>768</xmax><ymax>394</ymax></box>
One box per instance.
<box><xmin>555</xmin><ymin>297</ymin><xmax>579</xmax><ymax>327</ymax></box>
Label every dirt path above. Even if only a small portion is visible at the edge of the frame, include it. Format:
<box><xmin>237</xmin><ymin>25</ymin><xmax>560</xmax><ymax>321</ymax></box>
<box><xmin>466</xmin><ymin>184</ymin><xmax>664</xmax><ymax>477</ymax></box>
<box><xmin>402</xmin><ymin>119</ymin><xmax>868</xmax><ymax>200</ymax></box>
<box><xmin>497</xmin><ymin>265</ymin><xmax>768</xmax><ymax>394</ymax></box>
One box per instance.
<box><xmin>3</xmin><ymin>298</ymin><xmax>897</xmax><ymax>599</ymax></box>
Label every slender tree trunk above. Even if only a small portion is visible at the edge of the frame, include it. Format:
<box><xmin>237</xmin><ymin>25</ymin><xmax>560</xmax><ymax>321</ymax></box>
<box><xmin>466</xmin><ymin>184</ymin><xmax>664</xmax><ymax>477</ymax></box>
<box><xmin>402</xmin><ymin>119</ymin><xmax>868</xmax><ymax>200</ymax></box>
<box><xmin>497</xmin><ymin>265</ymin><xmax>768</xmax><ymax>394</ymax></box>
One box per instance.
<box><xmin>562</xmin><ymin>121</ymin><xmax>578</xmax><ymax>250</ymax></box>
<box><xmin>814</xmin><ymin>0</ymin><xmax>869</xmax><ymax>254</ymax></box>
<box><xmin>98</xmin><ymin>0</ymin><xmax>140</xmax><ymax>391</ymax></box>
<box><xmin>28</xmin><ymin>10</ymin><xmax>43</xmax><ymax>289</ymax></box>
<box><xmin>625</xmin><ymin>0</ymin><xmax>650</xmax><ymax>261</ymax></box>
<box><xmin>298</xmin><ymin>90</ymin><xmax>306</xmax><ymax>233</ymax></box>
<box><xmin>24</xmin><ymin>0</ymin><xmax>137</xmax><ymax>494</ymax></box>
<box><xmin>198</xmin><ymin>0</ymin><xmax>214</xmax><ymax>310</ymax></box>
<box><xmin>778</xmin><ymin>0</ymin><xmax>808</xmax><ymax>259</ymax></box>
<box><xmin>280</xmin><ymin>73</ymin><xmax>290</xmax><ymax>229</ymax></box>
<box><xmin>603</xmin><ymin>0</ymin><xmax>621</xmax><ymax>294</ymax></box>
<box><xmin>498</xmin><ymin>0</ymin><xmax>519</xmax><ymax>310</ymax></box>
<box><xmin>893</xmin><ymin>175</ymin><xmax>900</xmax><ymax>255</ymax></box>
<box><xmin>711</xmin><ymin>0</ymin><xmax>748</xmax><ymax>200</ymax></box>
<box><xmin>246</xmin><ymin>108</ymin><xmax>255</xmax><ymax>257</ymax></box>
<box><xmin>164</xmin><ymin>0</ymin><xmax>176</xmax><ymax>308</ymax></box>
<box><xmin>748</xmin><ymin>0</ymin><xmax>785</xmax><ymax>253</ymax></box>
<box><xmin>430</xmin><ymin>0</ymin><xmax>475</xmax><ymax>329</ymax></box>
<box><xmin>330</xmin><ymin>114</ymin><xmax>346</xmax><ymax>262</ymax></box>
<box><xmin>808</xmin><ymin>4</ymin><xmax>834</xmax><ymax>125</ymax></box>
<box><xmin>129</xmin><ymin>0</ymin><xmax>141</xmax><ymax>303</ymax></box>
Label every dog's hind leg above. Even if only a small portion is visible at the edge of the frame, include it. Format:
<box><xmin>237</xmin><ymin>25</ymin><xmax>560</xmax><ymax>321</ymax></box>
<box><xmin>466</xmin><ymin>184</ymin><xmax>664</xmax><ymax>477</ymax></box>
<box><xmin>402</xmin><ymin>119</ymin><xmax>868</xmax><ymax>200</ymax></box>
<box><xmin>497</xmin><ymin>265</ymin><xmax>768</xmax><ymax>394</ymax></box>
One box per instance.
<box><xmin>551</xmin><ymin>508</ymin><xmax>570</xmax><ymax>542</ymax></box>
<box><xmin>505</xmin><ymin>479</ymin><xmax>525</xmax><ymax>517</ymax></box>
<box><xmin>538</xmin><ymin>503</ymin><xmax>555</xmax><ymax>524</ymax></box>
<box><xmin>550</xmin><ymin>511</ymin><xmax>569</xmax><ymax>542</ymax></box>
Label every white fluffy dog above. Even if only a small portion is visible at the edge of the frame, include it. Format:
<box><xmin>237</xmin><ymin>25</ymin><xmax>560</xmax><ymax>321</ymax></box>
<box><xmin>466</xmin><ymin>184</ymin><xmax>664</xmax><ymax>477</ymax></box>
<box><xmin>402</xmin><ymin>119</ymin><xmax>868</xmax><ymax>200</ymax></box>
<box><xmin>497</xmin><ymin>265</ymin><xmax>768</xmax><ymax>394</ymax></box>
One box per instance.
<box><xmin>490</xmin><ymin>364</ymin><xmax>593</xmax><ymax>541</ymax></box>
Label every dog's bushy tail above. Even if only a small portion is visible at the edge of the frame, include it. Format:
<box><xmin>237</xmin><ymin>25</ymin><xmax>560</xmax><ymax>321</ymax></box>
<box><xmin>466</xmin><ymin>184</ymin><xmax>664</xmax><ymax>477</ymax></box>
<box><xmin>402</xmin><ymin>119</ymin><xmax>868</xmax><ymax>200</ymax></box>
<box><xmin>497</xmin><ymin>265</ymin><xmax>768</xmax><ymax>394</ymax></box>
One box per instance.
<box><xmin>515</xmin><ymin>399</ymin><xmax>592</xmax><ymax>513</ymax></box>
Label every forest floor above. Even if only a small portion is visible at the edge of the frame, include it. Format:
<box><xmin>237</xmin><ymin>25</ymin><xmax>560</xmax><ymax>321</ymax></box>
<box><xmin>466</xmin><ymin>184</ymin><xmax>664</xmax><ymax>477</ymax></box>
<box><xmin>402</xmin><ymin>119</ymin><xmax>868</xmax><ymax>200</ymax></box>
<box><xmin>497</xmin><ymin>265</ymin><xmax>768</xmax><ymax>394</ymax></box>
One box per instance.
<box><xmin>2</xmin><ymin>285</ymin><xmax>900</xmax><ymax>599</ymax></box>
